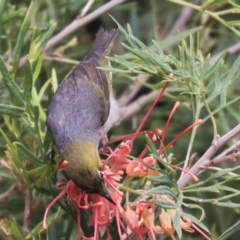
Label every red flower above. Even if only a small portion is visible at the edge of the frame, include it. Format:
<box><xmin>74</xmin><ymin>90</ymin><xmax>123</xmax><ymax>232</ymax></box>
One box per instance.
<box><xmin>43</xmin><ymin>163</ymin><xmax>124</xmax><ymax>240</ymax></box>
<box><xmin>43</xmin><ymin>83</ymin><xmax>205</xmax><ymax>239</ymax></box>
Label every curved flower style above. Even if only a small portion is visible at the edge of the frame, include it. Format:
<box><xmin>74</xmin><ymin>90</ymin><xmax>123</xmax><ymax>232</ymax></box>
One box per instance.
<box><xmin>43</xmin><ymin>166</ymin><xmax>125</xmax><ymax>240</ymax></box>
<box><xmin>43</xmin><ymin>83</ymin><xmax>208</xmax><ymax>240</ymax></box>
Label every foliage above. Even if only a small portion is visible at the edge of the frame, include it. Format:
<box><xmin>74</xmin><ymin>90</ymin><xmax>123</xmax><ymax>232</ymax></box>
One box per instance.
<box><xmin>0</xmin><ymin>0</ymin><xmax>240</xmax><ymax>239</ymax></box>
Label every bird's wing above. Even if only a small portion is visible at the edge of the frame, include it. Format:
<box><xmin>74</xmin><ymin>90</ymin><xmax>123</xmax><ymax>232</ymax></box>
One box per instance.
<box><xmin>46</xmin><ymin>28</ymin><xmax>118</xmax><ymax>151</ymax></box>
<box><xmin>46</xmin><ymin>60</ymin><xmax>110</xmax><ymax>152</ymax></box>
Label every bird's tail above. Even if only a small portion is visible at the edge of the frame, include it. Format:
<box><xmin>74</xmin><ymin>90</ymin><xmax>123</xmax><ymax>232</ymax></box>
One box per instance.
<box><xmin>87</xmin><ymin>27</ymin><xmax>118</xmax><ymax>60</ymax></box>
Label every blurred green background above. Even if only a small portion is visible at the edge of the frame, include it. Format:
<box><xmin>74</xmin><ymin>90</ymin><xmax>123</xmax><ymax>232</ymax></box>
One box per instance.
<box><xmin>1</xmin><ymin>0</ymin><xmax>240</xmax><ymax>239</ymax></box>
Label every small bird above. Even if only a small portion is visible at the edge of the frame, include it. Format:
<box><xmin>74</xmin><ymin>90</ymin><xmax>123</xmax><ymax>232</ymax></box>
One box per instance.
<box><xmin>46</xmin><ymin>28</ymin><xmax>123</xmax><ymax>204</ymax></box>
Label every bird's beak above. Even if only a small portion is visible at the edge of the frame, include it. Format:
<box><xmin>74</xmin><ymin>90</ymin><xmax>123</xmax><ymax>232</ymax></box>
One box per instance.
<box><xmin>100</xmin><ymin>188</ymin><xmax>115</xmax><ymax>205</ymax></box>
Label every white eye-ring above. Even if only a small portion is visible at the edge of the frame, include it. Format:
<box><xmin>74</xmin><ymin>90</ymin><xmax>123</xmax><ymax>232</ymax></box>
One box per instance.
<box><xmin>98</xmin><ymin>170</ymin><xmax>104</xmax><ymax>178</ymax></box>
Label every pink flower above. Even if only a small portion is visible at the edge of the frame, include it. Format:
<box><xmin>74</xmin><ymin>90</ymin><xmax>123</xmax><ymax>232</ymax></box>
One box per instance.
<box><xmin>43</xmin><ymin>84</ymin><xmax>204</xmax><ymax>240</ymax></box>
<box><xmin>126</xmin><ymin>156</ymin><xmax>159</xmax><ymax>177</ymax></box>
<box><xmin>43</xmin><ymin>162</ymin><xmax>123</xmax><ymax>240</ymax></box>
<box><xmin>123</xmin><ymin>205</ymin><xmax>146</xmax><ymax>239</ymax></box>
<box><xmin>126</xmin><ymin>160</ymin><xmax>148</xmax><ymax>177</ymax></box>
<box><xmin>107</xmin><ymin>140</ymin><xmax>132</xmax><ymax>172</ymax></box>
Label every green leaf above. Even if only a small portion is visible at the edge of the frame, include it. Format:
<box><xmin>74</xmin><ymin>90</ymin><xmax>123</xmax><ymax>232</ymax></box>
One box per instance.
<box><xmin>0</xmin><ymin>129</ymin><xmax>31</xmax><ymax>187</ymax></box>
<box><xmin>14</xmin><ymin>142</ymin><xmax>42</xmax><ymax>166</ymax></box>
<box><xmin>0</xmin><ymin>104</ymin><xmax>25</xmax><ymax>116</ymax></box>
<box><xmin>19</xmin><ymin>117</ymin><xmax>43</xmax><ymax>152</ymax></box>
<box><xmin>145</xmin><ymin>135</ymin><xmax>165</xmax><ymax>169</ymax></box>
<box><xmin>157</xmin><ymin>27</ymin><xmax>201</xmax><ymax>48</ymax></box>
<box><xmin>182</xmin><ymin>212</ymin><xmax>210</xmax><ymax>234</ymax></box>
<box><xmin>227</xmin><ymin>20</ymin><xmax>240</xmax><ymax>27</ymax></box>
<box><xmin>33</xmin><ymin>106</ymin><xmax>42</xmax><ymax>146</ymax></box>
<box><xmin>24</xmin><ymin>60</ymin><xmax>33</xmax><ymax>110</ymax></box>
<box><xmin>220</xmin><ymin>54</ymin><xmax>240</xmax><ymax>105</ymax></box>
<box><xmin>217</xmin><ymin>218</ymin><xmax>240</xmax><ymax>240</ymax></box>
<box><xmin>149</xmin><ymin>186</ymin><xmax>178</xmax><ymax>200</ymax></box>
<box><xmin>26</xmin><ymin>207</ymin><xmax>64</xmax><ymax>239</ymax></box>
<box><xmin>173</xmin><ymin>209</ymin><xmax>182</xmax><ymax>238</ymax></box>
<box><xmin>9</xmin><ymin>216</ymin><xmax>25</xmax><ymax>240</ymax></box>
<box><xmin>203</xmin><ymin>95</ymin><xmax>240</xmax><ymax>123</ymax></box>
<box><xmin>32</xmin><ymin>51</ymin><xmax>43</xmax><ymax>82</ymax></box>
<box><xmin>182</xmin><ymin>185</ymin><xmax>240</xmax><ymax>194</ymax></box>
<box><xmin>38</xmin><ymin>79</ymin><xmax>51</xmax><ymax>100</ymax></box>
<box><xmin>12</xmin><ymin>1</ymin><xmax>35</xmax><ymax>77</ymax></box>
<box><xmin>40</xmin><ymin>22</ymin><xmax>56</xmax><ymax>48</ymax></box>
<box><xmin>29</xmin><ymin>36</ymin><xmax>43</xmax><ymax>63</ymax></box>
<box><xmin>145</xmin><ymin>135</ymin><xmax>174</xmax><ymax>174</ymax></box>
<box><xmin>2</xmin><ymin>8</ymin><xmax>25</xmax><ymax>24</ymax></box>
<box><xmin>0</xmin><ymin>56</ymin><xmax>25</xmax><ymax>106</ymax></box>
<box><xmin>0</xmin><ymin>168</ymin><xmax>14</xmax><ymax>178</ymax></box>
<box><xmin>228</xmin><ymin>0</ymin><xmax>240</xmax><ymax>9</ymax></box>
<box><xmin>183</xmin><ymin>165</ymin><xmax>240</xmax><ymax>190</ymax></box>
<box><xmin>27</xmin><ymin>164</ymin><xmax>48</xmax><ymax>176</ymax></box>
<box><xmin>213</xmin><ymin>202</ymin><xmax>240</xmax><ymax>208</ymax></box>
<box><xmin>148</xmin><ymin>175</ymin><xmax>178</xmax><ymax>189</ymax></box>
<box><xmin>185</xmin><ymin>204</ymin><xmax>206</xmax><ymax>222</ymax></box>
<box><xmin>0</xmin><ymin>129</ymin><xmax>23</xmax><ymax>170</ymax></box>
<box><xmin>111</xmin><ymin>16</ymin><xmax>137</xmax><ymax>47</ymax></box>
<box><xmin>0</xmin><ymin>0</ymin><xmax>6</xmax><ymax>52</ymax></box>
<box><xmin>201</xmin><ymin>0</ymin><xmax>228</xmax><ymax>10</ymax></box>
<box><xmin>151</xmin><ymin>199</ymin><xmax>176</xmax><ymax>209</ymax></box>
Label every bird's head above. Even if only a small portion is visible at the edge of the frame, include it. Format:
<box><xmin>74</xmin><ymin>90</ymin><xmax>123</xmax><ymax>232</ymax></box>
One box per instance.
<box><xmin>60</xmin><ymin>140</ymin><xmax>114</xmax><ymax>204</ymax></box>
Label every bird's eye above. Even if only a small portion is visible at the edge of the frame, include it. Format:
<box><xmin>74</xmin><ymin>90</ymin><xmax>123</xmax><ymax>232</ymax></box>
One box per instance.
<box><xmin>98</xmin><ymin>170</ymin><xmax>104</xmax><ymax>178</ymax></box>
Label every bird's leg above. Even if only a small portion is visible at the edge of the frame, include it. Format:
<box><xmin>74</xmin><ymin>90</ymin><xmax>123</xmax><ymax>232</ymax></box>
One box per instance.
<box><xmin>99</xmin><ymin>129</ymin><xmax>109</xmax><ymax>153</ymax></box>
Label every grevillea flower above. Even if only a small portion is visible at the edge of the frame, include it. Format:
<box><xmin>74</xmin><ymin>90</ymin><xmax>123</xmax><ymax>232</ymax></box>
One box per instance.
<box><xmin>122</xmin><ymin>196</ymin><xmax>195</xmax><ymax>240</ymax></box>
<box><xmin>126</xmin><ymin>156</ymin><xmax>159</xmax><ymax>177</ymax></box>
<box><xmin>43</xmin><ymin>163</ymin><xmax>124</xmax><ymax>240</ymax></box>
<box><xmin>142</xmin><ymin>205</ymin><xmax>156</xmax><ymax>239</ymax></box>
<box><xmin>126</xmin><ymin>159</ymin><xmax>148</xmax><ymax>177</ymax></box>
<box><xmin>123</xmin><ymin>205</ymin><xmax>145</xmax><ymax>238</ymax></box>
<box><xmin>43</xmin><ymin>83</ymin><xmax>207</xmax><ymax>239</ymax></box>
<box><xmin>107</xmin><ymin>140</ymin><xmax>132</xmax><ymax>172</ymax></box>
<box><xmin>159</xmin><ymin>209</ymin><xmax>175</xmax><ymax>235</ymax></box>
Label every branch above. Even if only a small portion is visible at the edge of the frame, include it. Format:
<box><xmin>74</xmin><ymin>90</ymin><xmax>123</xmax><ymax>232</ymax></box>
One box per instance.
<box><xmin>124</xmin><ymin>90</ymin><xmax>159</xmax><ymax>119</ymax></box>
<box><xmin>215</xmin><ymin>139</ymin><xmax>240</xmax><ymax>159</ymax></box>
<box><xmin>0</xmin><ymin>183</ymin><xmax>17</xmax><ymax>201</ymax></box>
<box><xmin>178</xmin><ymin>123</ymin><xmax>240</xmax><ymax>188</ymax></box>
<box><xmin>19</xmin><ymin>0</ymin><xmax>126</xmax><ymax>67</ymax></box>
<box><xmin>210</xmin><ymin>41</ymin><xmax>240</xmax><ymax>65</ymax></box>
<box><xmin>204</xmin><ymin>151</ymin><xmax>240</xmax><ymax>166</ymax></box>
<box><xmin>118</xmin><ymin>74</ymin><xmax>149</xmax><ymax>107</ymax></box>
<box><xmin>79</xmin><ymin>0</ymin><xmax>95</xmax><ymax>18</ymax></box>
<box><xmin>123</xmin><ymin>41</ymin><xmax>240</xmax><ymax>120</ymax></box>
<box><xmin>167</xmin><ymin>6</ymin><xmax>193</xmax><ymax>37</ymax></box>
<box><xmin>23</xmin><ymin>189</ymin><xmax>32</xmax><ymax>236</ymax></box>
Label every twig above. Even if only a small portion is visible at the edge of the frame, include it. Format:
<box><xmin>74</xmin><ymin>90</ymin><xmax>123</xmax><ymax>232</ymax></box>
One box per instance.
<box><xmin>121</xmin><ymin>5</ymin><xmax>193</xmax><ymax>117</ymax></box>
<box><xmin>215</xmin><ymin>139</ymin><xmax>240</xmax><ymax>159</ymax></box>
<box><xmin>210</xmin><ymin>41</ymin><xmax>240</xmax><ymax>65</ymax></box>
<box><xmin>44</xmin><ymin>55</ymin><xmax>79</xmax><ymax>65</ymax></box>
<box><xmin>79</xmin><ymin>0</ymin><xmax>95</xmax><ymax>18</ymax></box>
<box><xmin>19</xmin><ymin>0</ymin><xmax>126</xmax><ymax>67</ymax></box>
<box><xmin>204</xmin><ymin>151</ymin><xmax>240</xmax><ymax>166</ymax></box>
<box><xmin>178</xmin><ymin>123</ymin><xmax>240</xmax><ymax>188</ymax></box>
<box><xmin>0</xmin><ymin>183</ymin><xmax>17</xmax><ymax>201</ymax></box>
<box><xmin>186</xmin><ymin>152</ymin><xmax>197</xmax><ymax>170</ymax></box>
<box><xmin>122</xmin><ymin>41</ymin><xmax>240</xmax><ymax>121</ymax></box>
<box><xmin>118</xmin><ymin>74</ymin><xmax>149</xmax><ymax>107</ymax></box>
<box><xmin>124</xmin><ymin>90</ymin><xmax>159</xmax><ymax>119</ymax></box>
<box><xmin>23</xmin><ymin>189</ymin><xmax>32</xmax><ymax>236</ymax></box>
<box><xmin>200</xmin><ymin>166</ymin><xmax>238</xmax><ymax>176</ymax></box>
<box><xmin>167</xmin><ymin>6</ymin><xmax>193</xmax><ymax>37</ymax></box>
<box><xmin>117</xmin><ymin>3</ymin><xmax>192</xmax><ymax>118</ymax></box>
<box><xmin>44</xmin><ymin>0</ymin><xmax>125</xmax><ymax>51</ymax></box>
